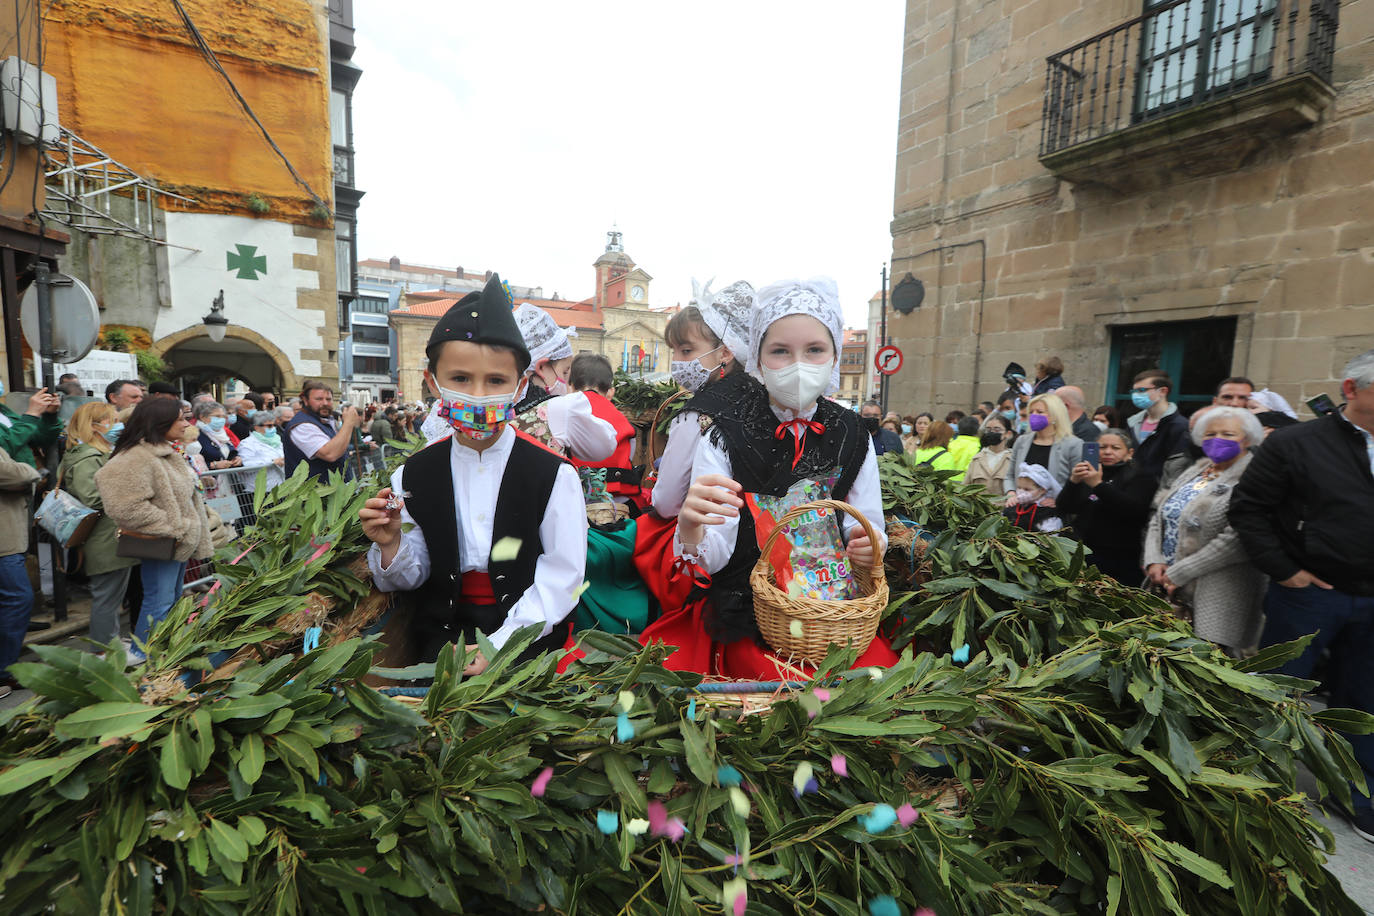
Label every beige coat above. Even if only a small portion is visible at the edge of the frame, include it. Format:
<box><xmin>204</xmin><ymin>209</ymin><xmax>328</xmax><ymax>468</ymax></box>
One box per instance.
<box><xmin>964</xmin><ymin>447</ymin><xmax>1013</xmax><ymax>497</ymax></box>
<box><xmin>1144</xmin><ymin>454</ymin><xmax>1267</xmax><ymax>650</ymax></box>
<box><xmin>95</xmin><ymin>441</ymin><xmax>213</xmax><ymax>563</ymax></box>
<box><xmin>0</xmin><ymin>445</ymin><xmax>40</xmax><ymax>557</ymax></box>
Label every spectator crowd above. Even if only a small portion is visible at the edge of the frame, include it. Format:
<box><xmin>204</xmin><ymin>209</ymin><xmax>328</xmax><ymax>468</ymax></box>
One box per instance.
<box><xmin>869</xmin><ymin>350</ymin><xmax>1374</xmax><ymax>838</ymax></box>
<box><xmin>0</xmin><ymin>375</ymin><xmax>431</xmax><ymax>696</ymax></box>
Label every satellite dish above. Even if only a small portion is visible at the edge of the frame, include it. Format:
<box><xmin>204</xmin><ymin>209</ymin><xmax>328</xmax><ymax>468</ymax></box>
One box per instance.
<box><xmin>21</xmin><ymin>272</ymin><xmax>101</xmax><ymax>364</ymax></box>
<box><xmin>891</xmin><ymin>273</ymin><xmax>925</xmax><ymax>315</ymax></box>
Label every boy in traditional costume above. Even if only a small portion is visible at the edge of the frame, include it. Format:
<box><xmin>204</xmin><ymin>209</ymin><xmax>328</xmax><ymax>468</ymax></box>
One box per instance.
<box><xmin>639</xmin><ymin>278</ymin><xmax>898</xmax><ymax>677</ymax></box>
<box><xmin>359</xmin><ymin>275</ymin><xmax>589</xmax><ymax>673</ymax></box>
<box><xmin>565</xmin><ymin>353</ymin><xmax>642</xmax><ymax>511</ymax></box>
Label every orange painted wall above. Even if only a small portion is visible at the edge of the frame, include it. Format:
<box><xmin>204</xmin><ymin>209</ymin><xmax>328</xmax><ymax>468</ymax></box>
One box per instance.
<box><xmin>42</xmin><ymin>0</ymin><xmax>332</xmax><ymax>222</ymax></box>
<box><xmin>0</xmin><ymin>0</ymin><xmax>45</xmax><ymax>221</ymax></box>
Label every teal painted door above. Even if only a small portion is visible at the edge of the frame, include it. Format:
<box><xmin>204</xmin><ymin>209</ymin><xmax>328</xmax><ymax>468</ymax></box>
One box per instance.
<box><xmin>1106</xmin><ymin>317</ymin><xmax>1237</xmax><ymax>416</ymax></box>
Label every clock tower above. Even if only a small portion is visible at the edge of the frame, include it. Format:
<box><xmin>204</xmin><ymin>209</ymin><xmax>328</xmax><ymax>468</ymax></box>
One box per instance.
<box><xmin>593</xmin><ymin>227</ymin><xmax>653</xmax><ymax>310</ymax></box>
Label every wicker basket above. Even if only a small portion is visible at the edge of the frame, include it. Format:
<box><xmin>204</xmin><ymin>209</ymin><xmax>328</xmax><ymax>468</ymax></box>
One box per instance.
<box><xmin>644</xmin><ymin>388</ymin><xmax>691</xmax><ymax>478</ymax></box>
<box><xmin>750</xmin><ymin>499</ymin><xmax>889</xmax><ymax>665</ymax></box>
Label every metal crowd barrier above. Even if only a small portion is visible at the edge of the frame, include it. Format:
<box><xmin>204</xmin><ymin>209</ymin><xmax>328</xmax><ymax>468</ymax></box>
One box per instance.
<box><xmin>180</xmin><ymin>446</ymin><xmax>392</xmax><ymax>594</ymax></box>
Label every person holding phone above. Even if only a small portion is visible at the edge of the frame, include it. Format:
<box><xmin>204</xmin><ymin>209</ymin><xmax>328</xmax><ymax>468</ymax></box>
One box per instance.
<box><xmin>1059</xmin><ymin>429</ymin><xmax>1157</xmax><ymax>585</ymax></box>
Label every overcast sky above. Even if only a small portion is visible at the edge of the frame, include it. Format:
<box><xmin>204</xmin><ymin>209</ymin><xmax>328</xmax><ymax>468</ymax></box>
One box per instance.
<box><xmin>352</xmin><ymin>2</ymin><xmax>906</xmax><ymax>329</ymax></box>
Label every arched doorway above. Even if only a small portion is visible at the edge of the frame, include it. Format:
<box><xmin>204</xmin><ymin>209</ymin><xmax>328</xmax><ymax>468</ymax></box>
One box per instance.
<box><xmin>154</xmin><ymin>326</ymin><xmax>301</xmax><ymax>398</ymax></box>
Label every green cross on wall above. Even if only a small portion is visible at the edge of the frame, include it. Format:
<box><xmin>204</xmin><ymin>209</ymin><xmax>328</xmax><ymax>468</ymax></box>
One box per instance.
<box><xmin>226</xmin><ymin>244</ymin><xmax>268</xmax><ymax>280</ymax></box>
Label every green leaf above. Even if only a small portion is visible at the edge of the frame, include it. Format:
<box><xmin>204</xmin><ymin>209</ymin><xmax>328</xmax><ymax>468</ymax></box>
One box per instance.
<box><xmin>272</xmin><ymin>731</ymin><xmax>319</xmax><ymax>778</ymax></box>
<box><xmin>205</xmin><ymin>818</ymin><xmax>249</xmax><ymax>863</ymax></box>
<box><xmin>239</xmin><ymin>733</ymin><xmax>266</xmax><ymax>785</ymax></box>
<box><xmin>1312</xmin><ymin>708</ymin><xmax>1374</xmax><ymax>735</ymax></box>
<box><xmin>680</xmin><ymin>718</ymin><xmax>715</xmax><ymax>785</ymax></box>
<box><xmin>207</xmin><ymin>693</ymin><xmax>289</xmax><ymax>722</ymax></box>
<box><xmin>1158</xmin><ymin>839</ymin><xmax>1233</xmax><ymax>888</ymax></box>
<box><xmin>159</xmin><ymin>723</ymin><xmax>193</xmax><ymax>790</ymax></box>
<box><xmin>0</xmin><ymin>746</ymin><xmax>102</xmax><ymax>795</ymax></box>
<box><xmin>54</xmin><ymin>702</ymin><xmax>164</xmax><ymax>740</ymax></box>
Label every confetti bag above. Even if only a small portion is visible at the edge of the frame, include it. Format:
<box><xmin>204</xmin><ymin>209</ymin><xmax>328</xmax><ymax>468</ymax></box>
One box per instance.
<box><xmin>745</xmin><ymin>475</ymin><xmax>858</xmax><ymax>602</ymax></box>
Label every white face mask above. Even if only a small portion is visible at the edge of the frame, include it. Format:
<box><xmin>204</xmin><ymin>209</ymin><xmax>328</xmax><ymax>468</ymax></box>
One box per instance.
<box><xmin>184</xmin><ymin>441</ymin><xmax>203</xmax><ymax>457</ymax></box>
<box><xmin>670</xmin><ymin>346</ymin><xmax>723</xmax><ymax>392</ymax></box>
<box><xmin>760</xmin><ymin>359</ymin><xmax>832</xmax><ymax>411</ymax></box>
<box><xmin>1093</xmin><ymin>419</ymin><xmax>1109</xmax><ymax>432</ymax></box>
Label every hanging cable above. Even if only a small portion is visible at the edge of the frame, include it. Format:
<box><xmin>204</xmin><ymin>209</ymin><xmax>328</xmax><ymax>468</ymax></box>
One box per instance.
<box><xmin>167</xmin><ymin>0</ymin><xmax>333</xmax><ymax>218</ymax></box>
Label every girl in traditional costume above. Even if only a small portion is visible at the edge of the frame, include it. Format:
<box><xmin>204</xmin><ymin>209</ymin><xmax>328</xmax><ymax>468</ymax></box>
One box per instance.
<box><xmin>638</xmin><ymin>278</ymin><xmax>898</xmax><ymax>678</ymax></box>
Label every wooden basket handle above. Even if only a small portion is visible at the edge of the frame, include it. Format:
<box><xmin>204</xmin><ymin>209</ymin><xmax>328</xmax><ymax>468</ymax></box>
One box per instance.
<box><xmin>646</xmin><ymin>388</ymin><xmax>692</xmax><ymax>468</ymax></box>
<box><xmin>754</xmin><ymin>498</ymin><xmax>886</xmax><ymax>581</ymax></box>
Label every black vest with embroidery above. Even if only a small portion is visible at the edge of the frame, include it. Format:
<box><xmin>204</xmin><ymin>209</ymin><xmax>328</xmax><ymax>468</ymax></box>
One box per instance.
<box><xmin>401</xmin><ymin>434</ymin><xmax>564</xmax><ymax>634</ymax></box>
<box><xmin>689</xmin><ymin>377</ymin><xmax>867</xmax><ymax>644</ymax></box>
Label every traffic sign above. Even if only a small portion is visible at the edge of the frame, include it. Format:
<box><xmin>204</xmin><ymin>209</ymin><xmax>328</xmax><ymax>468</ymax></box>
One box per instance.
<box><xmin>874</xmin><ymin>344</ymin><xmax>903</xmax><ymax>376</ymax></box>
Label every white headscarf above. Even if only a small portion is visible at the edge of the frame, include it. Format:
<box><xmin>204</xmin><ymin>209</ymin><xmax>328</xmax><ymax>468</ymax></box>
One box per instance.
<box><xmin>513</xmin><ymin>302</ymin><xmax>576</xmax><ymax>374</ymax></box>
<box><xmin>699</xmin><ymin>280</ymin><xmax>754</xmax><ymax>359</ymax></box>
<box><xmin>747</xmin><ymin>278</ymin><xmax>843</xmax><ymax>395</ymax></box>
<box><xmin>1016</xmin><ymin>462</ymin><xmax>1062</xmax><ymax>498</ymax></box>
<box><xmin>1248</xmin><ymin>388</ymin><xmax>1298</xmax><ymax>419</ymax></box>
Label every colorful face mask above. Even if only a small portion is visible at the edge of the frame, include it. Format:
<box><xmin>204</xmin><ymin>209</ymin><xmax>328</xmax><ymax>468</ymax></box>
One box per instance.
<box><xmin>436</xmin><ymin>385</ymin><xmax>518</xmax><ymax>441</ymax></box>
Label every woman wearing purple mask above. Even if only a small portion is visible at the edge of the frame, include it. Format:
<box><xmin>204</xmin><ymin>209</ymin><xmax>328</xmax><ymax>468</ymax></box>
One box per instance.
<box><xmin>1002</xmin><ymin>392</ymin><xmax>1084</xmax><ymax>505</ymax></box>
<box><xmin>1144</xmin><ymin>406</ymin><xmax>1267</xmax><ymax>656</ymax></box>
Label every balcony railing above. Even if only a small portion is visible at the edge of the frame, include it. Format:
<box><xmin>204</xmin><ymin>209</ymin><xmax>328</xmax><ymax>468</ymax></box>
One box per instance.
<box><xmin>1040</xmin><ymin>0</ymin><xmax>1339</xmax><ymax>157</ymax></box>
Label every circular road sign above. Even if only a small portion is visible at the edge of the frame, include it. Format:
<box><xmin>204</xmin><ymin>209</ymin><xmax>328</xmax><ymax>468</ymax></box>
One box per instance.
<box><xmin>875</xmin><ymin>344</ymin><xmax>903</xmax><ymax>376</ymax></box>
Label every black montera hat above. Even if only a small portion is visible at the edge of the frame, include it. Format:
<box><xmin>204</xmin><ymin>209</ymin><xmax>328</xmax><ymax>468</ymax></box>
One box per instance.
<box><xmin>1002</xmin><ymin>361</ymin><xmax>1027</xmax><ymax>380</ymax></box>
<box><xmin>426</xmin><ymin>273</ymin><xmax>531</xmax><ymax>371</ymax></box>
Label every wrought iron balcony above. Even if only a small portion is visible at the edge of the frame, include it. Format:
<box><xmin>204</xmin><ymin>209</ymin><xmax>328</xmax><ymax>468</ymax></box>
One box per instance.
<box><xmin>1039</xmin><ymin>0</ymin><xmax>1339</xmax><ymax>184</ymax></box>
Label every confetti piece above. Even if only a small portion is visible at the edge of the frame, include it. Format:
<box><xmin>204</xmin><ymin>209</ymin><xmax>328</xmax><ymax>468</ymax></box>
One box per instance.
<box><xmin>813</xmin><ymin>687</ymin><xmax>832</xmax><ymax>702</ymax></box>
<box><xmin>729</xmin><ymin>787</ymin><xmax>750</xmax><ymax>817</ymax></box>
<box><xmin>789</xmin><ymin>619</ymin><xmax>804</xmax><ymax>638</ymax></box>
<box><xmin>717</xmin><ymin>764</ymin><xmax>743</xmax><ymax>787</ymax></box>
<box><xmin>308</xmin><ymin>539</ymin><xmax>332</xmax><ymax>562</ymax></box>
<box><xmin>952</xmin><ymin>643</ymin><xmax>970</xmax><ymax>664</ymax></box>
<box><xmin>859</xmin><ymin>803</ymin><xmax>897</xmax><ymax>834</ymax></box>
<box><xmin>663</xmin><ymin>817</ymin><xmax>686</xmax><ymax>842</ymax></box>
<box><xmin>868</xmin><ymin>895</ymin><xmax>901</xmax><ymax>916</ymax></box>
<box><xmin>867</xmin><ymin>667</ymin><xmax>884</xmax><ymax>680</ymax></box>
<box><xmin>723</xmin><ymin>877</ymin><xmax>748</xmax><ymax>916</ymax></box>
<box><xmin>897</xmin><ymin>803</ymin><xmax>920</xmax><ymax>827</ymax></box>
<box><xmin>648</xmin><ymin>800</ymin><xmax>668</xmax><ymax>834</ymax></box>
<box><xmin>490</xmin><ymin>536</ymin><xmax>522</xmax><ymax>562</ymax></box>
<box><xmin>627</xmin><ymin>818</ymin><xmax>649</xmax><ymax>836</ymax></box>
<box><xmin>574</xmin><ymin>580</ymin><xmax>592</xmax><ymax>600</ymax></box>
<box><xmin>804</xmin><ymin>777</ymin><xmax>819</xmax><ymax>793</ymax></box>
<box><xmin>799</xmin><ymin>693</ymin><xmax>821</xmax><ymax>720</ymax></box>
<box><xmin>787</xmin><ymin>578</ymin><xmax>805</xmax><ymax>599</ymax></box>
<box><xmin>831</xmin><ymin>754</ymin><xmax>848</xmax><ymax>778</ymax></box>
<box><xmin>616</xmin><ymin>712</ymin><xmax>635</xmax><ymax>743</ymax></box>
<box><xmin>596</xmin><ymin>810</ymin><xmax>619</xmax><ymax>834</ymax></box>
<box><xmin>687</xmin><ymin>697</ymin><xmax>696</xmax><ymax>719</ymax></box>
<box><xmin>618</xmin><ymin>690</ymin><xmax>635</xmax><ymax>712</ymax></box>
<box><xmin>914</xmin><ymin>909</ymin><xmax>937</xmax><ymax>916</ymax></box>
<box><xmin>792</xmin><ymin>761</ymin><xmax>815</xmax><ymax>796</ymax></box>
<box><xmin>725</xmin><ymin>853</ymin><xmax>742</xmax><ymax>866</ymax></box>
<box><xmin>530</xmin><ymin>767</ymin><xmax>553</xmax><ymax>798</ymax></box>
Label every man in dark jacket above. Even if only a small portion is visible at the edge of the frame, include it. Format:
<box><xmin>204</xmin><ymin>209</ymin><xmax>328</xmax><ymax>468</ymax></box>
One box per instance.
<box><xmin>859</xmin><ymin>401</ymin><xmax>903</xmax><ymax>456</ymax></box>
<box><xmin>1229</xmin><ymin>349</ymin><xmax>1374</xmax><ymax>841</ymax></box>
<box><xmin>1125</xmin><ymin>369</ymin><xmax>1190</xmax><ymax>484</ymax></box>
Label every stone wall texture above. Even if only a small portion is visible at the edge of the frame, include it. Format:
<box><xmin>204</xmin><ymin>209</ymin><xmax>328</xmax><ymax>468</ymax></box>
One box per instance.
<box><xmin>887</xmin><ymin>0</ymin><xmax>1374</xmax><ymax>414</ymax></box>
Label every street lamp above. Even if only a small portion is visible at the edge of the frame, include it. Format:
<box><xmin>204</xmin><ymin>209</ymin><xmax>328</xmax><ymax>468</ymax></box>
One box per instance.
<box><xmin>203</xmin><ymin>290</ymin><xmax>228</xmax><ymax>343</ymax></box>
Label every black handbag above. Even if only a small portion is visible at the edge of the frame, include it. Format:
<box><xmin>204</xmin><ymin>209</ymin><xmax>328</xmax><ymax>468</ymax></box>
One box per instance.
<box><xmin>116</xmin><ymin>530</ymin><xmax>178</xmax><ymax>561</ymax></box>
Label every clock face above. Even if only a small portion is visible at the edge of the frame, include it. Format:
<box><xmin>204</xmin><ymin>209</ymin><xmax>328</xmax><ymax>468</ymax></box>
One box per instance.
<box><xmin>631</xmin><ymin>285</ymin><xmax>645</xmax><ymax>301</ymax></box>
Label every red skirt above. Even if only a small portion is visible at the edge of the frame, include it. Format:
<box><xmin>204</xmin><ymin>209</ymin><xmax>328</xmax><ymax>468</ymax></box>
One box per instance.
<box><xmin>637</xmin><ymin>596</ymin><xmax>900</xmax><ymax>680</ymax></box>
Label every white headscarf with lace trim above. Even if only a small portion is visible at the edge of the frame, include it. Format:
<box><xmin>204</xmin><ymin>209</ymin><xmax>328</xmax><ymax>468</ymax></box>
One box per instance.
<box><xmin>747</xmin><ymin>278</ymin><xmax>843</xmax><ymax>395</ymax></box>
<box><xmin>696</xmin><ymin>280</ymin><xmax>754</xmax><ymax>360</ymax></box>
<box><xmin>513</xmin><ymin>302</ymin><xmax>576</xmax><ymax>375</ymax></box>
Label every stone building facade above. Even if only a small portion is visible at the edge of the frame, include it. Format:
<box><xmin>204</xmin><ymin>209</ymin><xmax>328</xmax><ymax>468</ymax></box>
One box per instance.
<box><xmin>886</xmin><ymin>0</ymin><xmax>1374</xmax><ymax>417</ymax></box>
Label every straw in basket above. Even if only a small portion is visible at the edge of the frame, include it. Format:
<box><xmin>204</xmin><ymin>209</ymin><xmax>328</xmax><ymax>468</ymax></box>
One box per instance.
<box><xmin>750</xmin><ymin>499</ymin><xmax>889</xmax><ymax>666</ymax></box>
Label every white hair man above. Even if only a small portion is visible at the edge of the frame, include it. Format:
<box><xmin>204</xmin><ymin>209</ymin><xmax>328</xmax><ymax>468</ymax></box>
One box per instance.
<box><xmin>1229</xmin><ymin>348</ymin><xmax>1374</xmax><ymax>841</ymax></box>
<box><xmin>1055</xmin><ymin>385</ymin><xmax>1099</xmax><ymax>443</ymax></box>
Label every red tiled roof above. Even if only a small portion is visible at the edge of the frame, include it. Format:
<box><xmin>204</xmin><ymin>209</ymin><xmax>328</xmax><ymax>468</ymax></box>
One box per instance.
<box><xmin>392</xmin><ymin>298</ymin><xmax>604</xmax><ymax>331</ymax></box>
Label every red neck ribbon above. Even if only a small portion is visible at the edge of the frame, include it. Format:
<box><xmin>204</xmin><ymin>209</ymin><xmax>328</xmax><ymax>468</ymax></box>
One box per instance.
<box><xmin>775</xmin><ymin>419</ymin><xmax>826</xmax><ymax>470</ymax></box>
